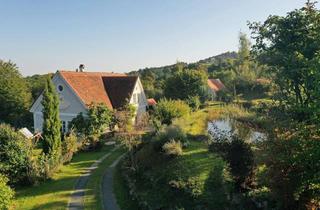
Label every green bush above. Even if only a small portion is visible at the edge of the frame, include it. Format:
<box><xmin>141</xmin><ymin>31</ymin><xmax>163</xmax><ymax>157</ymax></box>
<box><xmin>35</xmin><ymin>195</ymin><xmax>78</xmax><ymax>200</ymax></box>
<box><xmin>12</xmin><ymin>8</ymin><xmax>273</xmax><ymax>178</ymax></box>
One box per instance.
<box><xmin>61</xmin><ymin>130</ymin><xmax>78</xmax><ymax>163</ymax></box>
<box><xmin>264</xmin><ymin>125</ymin><xmax>320</xmax><ymax>209</ymax></box>
<box><xmin>209</xmin><ymin>134</ymin><xmax>254</xmax><ymax>191</ymax></box>
<box><xmin>27</xmin><ymin>153</ymin><xmax>62</xmax><ymax>183</ymax></box>
<box><xmin>162</xmin><ymin>140</ymin><xmax>183</xmax><ymax>157</ymax></box>
<box><xmin>0</xmin><ymin>123</ymin><xmax>32</xmax><ymax>185</ymax></box>
<box><xmin>69</xmin><ymin>103</ymin><xmax>113</xmax><ymax>149</ymax></box>
<box><xmin>156</xmin><ymin>126</ymin><xmax>188</xmax><ymax>148</ymax></box>
<box><xmin>216</xmin><ymin>90</ymin><xmax>233</xmax><ymax>103</ymax></box>
<box><xmin>186</xmin><ymin>96</ymin><xmax>201</xmax><ymax>111</ymax></box>
<box><xmin>0</xmin><ymin>174</ymin><xmax>14</xmax><ymax>210</ymax></box>
<box><xmin>154</xmin><ymin>99</ymin><xmax>190</xmax><ymax>125</ymax></box>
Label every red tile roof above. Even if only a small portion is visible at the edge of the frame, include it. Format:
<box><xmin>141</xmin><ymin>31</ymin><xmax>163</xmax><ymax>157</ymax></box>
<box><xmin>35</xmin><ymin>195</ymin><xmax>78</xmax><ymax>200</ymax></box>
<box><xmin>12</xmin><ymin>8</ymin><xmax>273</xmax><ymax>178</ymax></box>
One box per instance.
<box><xmin>147</xmin><ymin>98</ymin><xmax>157</xmax><ymax>106</ymax></box>
<box><xmin>59</xmin><ymin>70</ymin><xmax>134</xmax><ymax>110</ymax></box>
<box><xmin>207</xmin><ymin>79</ymin><xmax>225</xmax><ymax>92</ymax></box>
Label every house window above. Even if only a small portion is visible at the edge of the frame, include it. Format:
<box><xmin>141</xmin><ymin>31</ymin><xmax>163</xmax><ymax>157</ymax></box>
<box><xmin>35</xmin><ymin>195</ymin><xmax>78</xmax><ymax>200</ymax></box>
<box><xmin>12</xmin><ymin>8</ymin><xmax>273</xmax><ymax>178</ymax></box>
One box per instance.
<box><xmin>133</xmin><ymin>93</ymin><xmax>138</xmax><ymax>104</ymax></box>
<box><xmin>62</xmin><ymin>121</ymin><xmax>66</xmax><ymax>133</ymax></box>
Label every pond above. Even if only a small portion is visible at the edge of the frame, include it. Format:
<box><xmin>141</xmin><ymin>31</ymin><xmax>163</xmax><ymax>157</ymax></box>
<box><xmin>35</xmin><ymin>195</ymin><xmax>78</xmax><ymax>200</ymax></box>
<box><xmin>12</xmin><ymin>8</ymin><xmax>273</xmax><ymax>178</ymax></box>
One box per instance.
<box><xmin>208</xmin><ymin>118</ymin><xmax>267</xmax><ymax>143</ymax></box>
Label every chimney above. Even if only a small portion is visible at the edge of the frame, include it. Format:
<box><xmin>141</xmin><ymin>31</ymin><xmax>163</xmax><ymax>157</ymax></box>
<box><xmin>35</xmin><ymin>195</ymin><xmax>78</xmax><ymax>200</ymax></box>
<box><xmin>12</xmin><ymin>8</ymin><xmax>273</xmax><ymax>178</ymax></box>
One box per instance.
<box><xmin>79</xmin><ymin>64</ymin><xmax>85</xmax><ymax>72</ymax></box>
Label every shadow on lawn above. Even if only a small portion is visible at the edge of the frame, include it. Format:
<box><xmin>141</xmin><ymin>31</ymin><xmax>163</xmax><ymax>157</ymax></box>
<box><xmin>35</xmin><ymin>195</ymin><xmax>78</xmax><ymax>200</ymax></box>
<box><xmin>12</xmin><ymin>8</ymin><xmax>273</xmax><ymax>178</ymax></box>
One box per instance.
<box><xmin>15</xmin><ymin>146</ymin><xmax>114</xmax><ymax>209</ymax></box>
<box><xmin>30</xmin><ymin>201</ymin><xmax>69</xmax><ymax>210</ymax></box>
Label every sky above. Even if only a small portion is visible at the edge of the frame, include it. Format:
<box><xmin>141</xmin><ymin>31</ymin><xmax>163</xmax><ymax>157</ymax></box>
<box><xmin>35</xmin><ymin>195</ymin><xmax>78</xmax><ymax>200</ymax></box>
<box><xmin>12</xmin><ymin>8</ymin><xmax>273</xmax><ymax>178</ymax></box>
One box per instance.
<box><xmin>1</xmin><ymin>0</ymin><xmax>307</xmax><ymax>76</ymax></box>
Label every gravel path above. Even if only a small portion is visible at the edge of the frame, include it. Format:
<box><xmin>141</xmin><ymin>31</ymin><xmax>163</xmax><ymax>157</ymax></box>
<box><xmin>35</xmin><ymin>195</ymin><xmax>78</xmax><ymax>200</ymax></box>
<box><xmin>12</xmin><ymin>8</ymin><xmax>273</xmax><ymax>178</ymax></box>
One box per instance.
<box><xmin>101</xmin><ymin>154</ymin><xmax>125</xmax><ymax>210</ymax></box>
<box><xmin>67</xmin><ymin>147</ymin><xmax>117</xmax><ymax>210</ymax></box>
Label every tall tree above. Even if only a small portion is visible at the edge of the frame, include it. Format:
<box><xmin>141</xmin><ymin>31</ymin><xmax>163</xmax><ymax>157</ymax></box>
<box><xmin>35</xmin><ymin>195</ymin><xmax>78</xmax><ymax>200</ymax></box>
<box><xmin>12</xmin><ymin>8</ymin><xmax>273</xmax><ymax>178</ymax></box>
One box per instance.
<box><xmin>0</xmin><ymin>60</ymin><xmax>32</xmax><ymax>127</ymax></box>
<box><xmin>234</xmin><ymin>32</ymin><xmax>258</xmax><ymax>82</ymax></box>
<box><xmin>249</xmin><ymin>1</ymin><xmax>320</xmax><ymax>120</ymax></box>
<box><xmin>164</xmin><ymin>68</ymin><xmax>208</xmax><ymax>100</ymax></box>
<box><xmin>41</xmin><ymin>78</ymin><xmax>61</xmax><ymax>159</ymax></box>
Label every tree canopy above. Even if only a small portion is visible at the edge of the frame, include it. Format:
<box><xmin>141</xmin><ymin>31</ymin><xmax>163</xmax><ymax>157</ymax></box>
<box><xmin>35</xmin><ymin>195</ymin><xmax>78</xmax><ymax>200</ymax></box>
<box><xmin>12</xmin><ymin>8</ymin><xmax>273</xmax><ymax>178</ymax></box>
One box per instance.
<box><xmin>249</xmin><ymin>1</ymin><xmax>320</xmax><ymax>120</ymax></box>
<box><xmin>164</xmin><ymin>67</ymin><xmax>208</xmax><ymax>100</ymax></box>
<box><xmin>25</xmin><ymin>73</ymin><xmax>52</xmax><ymax>102</ymax></box>
<box><xmin>0</xmin><ymin>60</ymin><xmax>32</xmax><ymax>127</ymax></box>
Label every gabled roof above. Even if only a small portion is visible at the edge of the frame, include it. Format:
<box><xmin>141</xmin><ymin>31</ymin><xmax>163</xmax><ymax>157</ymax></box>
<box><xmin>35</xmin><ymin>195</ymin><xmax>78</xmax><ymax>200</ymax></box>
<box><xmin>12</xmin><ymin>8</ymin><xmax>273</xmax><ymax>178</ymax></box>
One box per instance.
<box><xmin>207</xmin><ymin>79</ymin><xmax>225</xmax><ymax>92</ymax></box>
<box><xmin>103</xmin><ymin>76</ymin><xmax>138</xmax><ymax>109</ymax></box>
<box><xmin>59</xmin><ymin>70</ymin><xmax>135</xmax><ymax>110</ymax></box>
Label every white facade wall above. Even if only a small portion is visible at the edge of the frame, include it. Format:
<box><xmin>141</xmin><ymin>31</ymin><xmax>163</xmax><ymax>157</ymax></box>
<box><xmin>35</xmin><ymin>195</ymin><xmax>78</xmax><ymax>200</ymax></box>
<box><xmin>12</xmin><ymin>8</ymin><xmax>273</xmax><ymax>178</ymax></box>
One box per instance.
<box><xmin>31</xmin><ymin>73</ymin><xmax>87</xmax><ymax>133</ymax></box>
<box><xmin>129</xmin><ymin>78</ymin><xmax>148</xmax><ymax>118</ymax></box>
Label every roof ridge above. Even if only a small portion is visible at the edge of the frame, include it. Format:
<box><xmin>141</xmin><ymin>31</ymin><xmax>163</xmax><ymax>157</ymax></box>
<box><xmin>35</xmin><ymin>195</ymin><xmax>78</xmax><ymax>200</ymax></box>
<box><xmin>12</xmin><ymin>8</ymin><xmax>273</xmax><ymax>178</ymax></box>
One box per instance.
<box><xmin>59</xmin><ymin>70</ymin><xmax>126</xmax><ymax>75</ymax></box>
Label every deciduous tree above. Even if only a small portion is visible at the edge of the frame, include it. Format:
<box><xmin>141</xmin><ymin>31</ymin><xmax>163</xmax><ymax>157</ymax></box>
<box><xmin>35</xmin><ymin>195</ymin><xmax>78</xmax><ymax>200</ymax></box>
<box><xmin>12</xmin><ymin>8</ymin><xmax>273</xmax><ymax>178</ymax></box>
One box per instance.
<box><xmin>164</xmin><ymin>68</ymin><xmax>208</xmax><ymax>100</ymax></box>
<box><xmin>249</xmin><ymin>1</ymin><xmax>320</xmax><ymax>120</ymax></box>
<box><xmin>0</xmin><ymin>60</ymin><xmax>32</xmax><ymax>127</ymax></box>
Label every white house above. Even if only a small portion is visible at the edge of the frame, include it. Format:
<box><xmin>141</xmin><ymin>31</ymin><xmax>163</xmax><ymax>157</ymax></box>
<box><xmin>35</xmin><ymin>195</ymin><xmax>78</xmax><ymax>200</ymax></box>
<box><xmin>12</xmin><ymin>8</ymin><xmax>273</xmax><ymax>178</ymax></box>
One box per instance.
<box><xmin>30</xmin><ymin>70</ymin><xmax>148</xmax><ymax>133</ymax></box>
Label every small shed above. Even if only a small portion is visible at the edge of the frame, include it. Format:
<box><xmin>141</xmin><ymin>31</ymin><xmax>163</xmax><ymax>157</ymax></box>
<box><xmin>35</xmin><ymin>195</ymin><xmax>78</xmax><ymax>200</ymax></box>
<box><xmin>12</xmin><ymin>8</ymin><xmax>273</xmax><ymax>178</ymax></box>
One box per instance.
<box><xmin>19</xmin><ymin>128</ymin><xmax>34</xmax><ymax>139</ymax></box>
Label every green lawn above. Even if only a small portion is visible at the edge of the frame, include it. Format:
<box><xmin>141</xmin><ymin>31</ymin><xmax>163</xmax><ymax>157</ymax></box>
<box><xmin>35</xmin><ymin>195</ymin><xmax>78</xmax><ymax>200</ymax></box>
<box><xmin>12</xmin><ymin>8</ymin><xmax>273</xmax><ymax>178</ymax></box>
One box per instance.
<box><xmin>84</xmin><ymin>147</ymin><xmax>125</xmax><ymax>210</ymax></box>
<box><xmin>173</xmin><ymin>102</ymin><xmax>224</xmax><ymax>136</ymax></box>
<box><xmin>14</xmin><ymin>145</ymin><xmax>115</xmax><ymax>210</ymax></box>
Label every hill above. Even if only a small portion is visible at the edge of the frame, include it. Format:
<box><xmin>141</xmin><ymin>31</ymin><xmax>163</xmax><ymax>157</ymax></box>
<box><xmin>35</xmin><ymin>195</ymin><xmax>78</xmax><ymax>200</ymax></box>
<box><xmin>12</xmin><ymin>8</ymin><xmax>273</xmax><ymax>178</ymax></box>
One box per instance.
<box><xmin>129</xmin><ymin>51</ymin><xmax>237</xmax><ymax>99</ymax></box>
<box><xmin>130</xmin><ymin>51</ymin><xmax>237</xmax><ymax>76</ymax></box>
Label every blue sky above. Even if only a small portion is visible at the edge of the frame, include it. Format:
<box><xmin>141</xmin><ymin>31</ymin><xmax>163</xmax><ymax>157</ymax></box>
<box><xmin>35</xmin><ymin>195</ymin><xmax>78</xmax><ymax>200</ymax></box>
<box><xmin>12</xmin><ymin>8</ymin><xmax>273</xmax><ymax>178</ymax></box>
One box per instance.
<box><xmin>1</xmin><ymin>0</ymin><xmax>307</xmax><ymax>76</ymax></box>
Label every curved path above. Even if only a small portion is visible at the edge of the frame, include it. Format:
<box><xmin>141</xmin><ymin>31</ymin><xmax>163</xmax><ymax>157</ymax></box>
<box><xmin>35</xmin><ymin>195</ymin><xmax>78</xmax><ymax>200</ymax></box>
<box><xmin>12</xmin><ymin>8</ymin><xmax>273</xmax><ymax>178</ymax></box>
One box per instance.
<box><xmin>67</xmin><ymin>147</ymin><xmax>118</xmax><ymax>210</ymax></box>
<box><xmin>101</xmin><ymin>154</ymin><xmax>125</xmax><ymax>210</ymax></box>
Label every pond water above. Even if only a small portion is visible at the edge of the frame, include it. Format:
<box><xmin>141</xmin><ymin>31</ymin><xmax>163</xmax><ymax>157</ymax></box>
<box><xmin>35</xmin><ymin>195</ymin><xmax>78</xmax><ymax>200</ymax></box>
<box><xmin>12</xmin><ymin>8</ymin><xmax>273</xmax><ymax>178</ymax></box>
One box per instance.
<box><xmin>208</xmin><ymin>118</ymin><xmax>267</xmax><ymax>143</ymax></box>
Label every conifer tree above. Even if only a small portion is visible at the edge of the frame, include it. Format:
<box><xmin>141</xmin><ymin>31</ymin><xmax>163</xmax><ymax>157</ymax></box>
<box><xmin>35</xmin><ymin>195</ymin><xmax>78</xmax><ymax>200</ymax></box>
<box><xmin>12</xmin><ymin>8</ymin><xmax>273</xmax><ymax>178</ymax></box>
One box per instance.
<box><xmin>41</xmin><ymin>78</ymin><xmax>61</xmax><ymax>159</ymax></box>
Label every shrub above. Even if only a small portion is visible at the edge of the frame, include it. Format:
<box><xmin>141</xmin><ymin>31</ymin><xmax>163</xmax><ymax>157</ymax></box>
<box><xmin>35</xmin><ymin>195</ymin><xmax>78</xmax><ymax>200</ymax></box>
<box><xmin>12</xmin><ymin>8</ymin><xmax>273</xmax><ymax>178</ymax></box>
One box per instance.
<box><xmin>0</xmin><ymin>123</ymin><xmax>32</xmax><ymax>185</ymax></box>
<box><xmin>68</xmin><ymin>112</ymin><xmax>88</xmax><ymax>134</ymax></box>
<box><xmin>69</xmin><ymin>103</ymin><xmax>113</xmax><ymax>149</ymax></box>
<box><xmin>216</xmin><ymin>90</ymin><xmax>233</xmax><ymax>103</ymax></box>
<box><xmin>162</xmin><ymin>140</ymin><xmax>183</xmax><ymax>157</ymax></box>
<box><xmin>186</xmin><ymin>96</ymin><xmax>201</xmax><ymax>111</ymax></box>
<box><xmin>156</xmin><ymin>125</ymin><xmax>188</xmax><ymax>149</ymax></box>
<box><xmin>209</xmin><ymin>134</ymin><xmax>254</xmax><ymax>191</ymax></box>
<box><xmin>61</xmin><ymin>130</ymin><xmax>78</xmax><ymax>163</ymax></box>
<box><xmin>154</xmin><ymin>99</ymin><xmax>190</xmax><ymax>125</ymax></box>
<box><xmin>28</xmin><ymin>151</ymin><xmax>65</xmax><ymax>183</ymax></box>
<box><xmin>264</xmin><ymin>125</ymin><xmax>320</xmax><ymax>209</ymax></box>
<box><xmin>0</xmin><ymin>174</ymin><xmax>14</xmax><ymax>210</ymax></box>
<box><xmin>115</xmin><ymin>103</ymin><xmax>136</xmax><ymax>133</ymax></box>
<box><xmin>135</xmin><ymin>112</ymin><xmax>150</xmax><ymax>131</ymax></box>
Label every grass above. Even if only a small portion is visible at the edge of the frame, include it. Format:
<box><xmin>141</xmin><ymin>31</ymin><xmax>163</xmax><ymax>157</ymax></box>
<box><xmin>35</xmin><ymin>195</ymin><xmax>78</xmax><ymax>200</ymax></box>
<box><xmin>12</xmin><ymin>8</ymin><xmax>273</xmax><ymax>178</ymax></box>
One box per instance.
<box><xmin>128</xmin><ymin>139</ymin><xmax>228</xmax><ymax>209</ymax></box>
<box><xmin>113</xmin><ymin>161</ymin><xmax>140</xmax><ymax>210</ymax></box>
<box><xmin>173</xmin><ymin>101</ymin><xmax>225</xmax><ymax>135</ymax></box>
<box><xmin>83</xmin><ymin>147</ymin><xmax>125</xmax><ymax>210</ymax></box>
<box><xmin>173</xmin><ymin>109</ymin><xmax>208</xmax><ymax>135</ymax></box>
<box><xmin>14</xmin><ymin>145</ymin><xmax>115</xmax><ymax>210</ymax></box>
